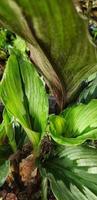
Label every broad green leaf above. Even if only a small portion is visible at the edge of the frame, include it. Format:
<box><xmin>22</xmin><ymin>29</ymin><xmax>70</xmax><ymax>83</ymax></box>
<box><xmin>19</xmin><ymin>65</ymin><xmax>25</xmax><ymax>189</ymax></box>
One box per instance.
<box><xmin>0</xmin><ymin>0</ymin><xmax>63</xmax><ymax>106</ymax></box>
<box><xmin>0</xmin><ymin>53</ymin><xmax>30</xmax><ymax>127</ymax></box>
<box><xmin>49</xmin><ymin>100</ymin><xmax>97</xmax><ymax>145</ymax></box>
<box><xmin>0</xmin><ymin>160</ymin><xmax>10</xmax><ymax>187</ymax></box>
<box><xmin>0</xmin><ymin>52</ymin><xmax>48</xmax><ymax>147</ymax></box>
<box><xmin>18</xmin><ymin>54</ymin><xmax>48</xmax><ymax>134</ymax></box>
<box><xmin>41</xmin><ymin>145</ymin><xmax>97</xmax><ymax>200</ymax></box>
<box><xmin>0</xmin><ymin>1</ymin><xmax>97</xmax><ymax>106</ymax></box>
<box><xmin>0</xmin><ymin>0</ymin><xmax>33</xmax><ymax>43</ymax></box>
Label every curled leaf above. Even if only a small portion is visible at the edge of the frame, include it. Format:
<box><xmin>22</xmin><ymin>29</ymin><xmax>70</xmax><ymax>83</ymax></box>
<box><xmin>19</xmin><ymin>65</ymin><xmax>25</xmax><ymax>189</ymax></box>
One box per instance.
<box><xmin>49</xmin><ymin>100</ymin><xmax>97</xmax><ymax>145</ymax></box>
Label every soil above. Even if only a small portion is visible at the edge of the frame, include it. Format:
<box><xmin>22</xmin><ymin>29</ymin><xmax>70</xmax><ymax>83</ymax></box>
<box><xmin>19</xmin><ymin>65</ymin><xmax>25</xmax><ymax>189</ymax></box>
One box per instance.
<box><xmin>0</xmin><ymin>97</ymin><xmax>57</xmax><ymax>200</ymax></box>
<box><xmin>0</xmin><ymin>142</ymin><xmax>56</xmax><ymax>200</ymax></box>
<box><xmin>0</xmin><ymin>143</ymin><xmax>41</xmax><ymax>200</ymax></box>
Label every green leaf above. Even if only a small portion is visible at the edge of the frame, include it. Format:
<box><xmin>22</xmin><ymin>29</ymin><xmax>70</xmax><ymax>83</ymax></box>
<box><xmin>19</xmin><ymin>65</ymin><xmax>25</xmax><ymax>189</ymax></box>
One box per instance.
<box><xmin>0</xmin><ymin>0</ymin><xmax>63</xmax><ymax>106</ymax></box>
<box><xmin>13</xmin><ymin>35</ymin><xmax>27</xmax><ymax>54</ymax></box>
<box><xmin>14</xmin><ymin>125</ymin><xmax>26</xmax><ymax>149</ymax></box>
<box><xmin>0</xmin><ymin>160</ymin><xmax>10</xmax><ymax>187</ymax></box>
<box><xmin>0</xmin><ymin>1</ymin><xmax>97</xmax><ymax>106</ymax></box>
<box><xmin>0</xmin><ymin>28</ymin><xmax>7</xmax><ymax>48</ymax></box>
<box><xmin>42</xmin><ymin>145</ymin><xmax>97</xmax><ymax>200</ymax></box>
<box><xmin>18</xmin><ymin>54</ymin><xmax>48</xmax><ymax>134</ymax></box>
<box><xmin>0</xmin><ymin>52</ymin><xmax>48</xmax><ymax>147</ymax></box>
<box><xmin>0</xmin><ymin>108</ymin><xmax>17</xmax><ymax>151</ymax></box>
<box><xmin>3</xmin><ymin>109</ymin><xmax>17</xmax><ymax>152</ymax></box>
<box><xmin>49</xmin><ymin>100</ymin><xmax>97</xmax><ymax>145</ymax></box>
<box><xmin>0</xmin><ymin>28</ymin><xmax>15</xmax><ymax>51</ymax></box>
<box><xmin>79</xmin><ymin>73</ymin><xmax>97</xmax><ymax>103</ymax></box>
<box><xmin>41</xmin><ymin>177</ymin><xmax>48</xmax><ymax>200</ymax></box>
<box><xmin>0</xmin><ymin>120</ymin><xmax>6</xmax><ymax>144</ymax></box>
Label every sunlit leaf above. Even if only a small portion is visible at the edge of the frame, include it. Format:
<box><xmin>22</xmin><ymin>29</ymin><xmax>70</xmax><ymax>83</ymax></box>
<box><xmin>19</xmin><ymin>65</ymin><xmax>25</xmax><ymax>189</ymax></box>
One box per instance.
<box><xmin>49</xmin><ymin>100</ymin><xmax>97</xmax><ymax>145</ymax></box>
<box><xmin>18</xmin><ymin>54</ymin><xmax>48</xmax><ymax>134</ymax></box>
<box><xmin>0</xmin><ymin>52</ymin><xmax>48</xmax><ymax>147</ymax></box>
<box><xmin>13</xmin><ymin>35</ymin><xmax>27</xmax><ymax>54</ymax></box>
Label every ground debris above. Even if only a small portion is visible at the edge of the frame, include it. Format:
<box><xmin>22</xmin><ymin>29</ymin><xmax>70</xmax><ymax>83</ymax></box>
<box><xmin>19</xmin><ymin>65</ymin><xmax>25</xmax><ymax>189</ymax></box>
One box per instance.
<box><xmin>0</xmin><ymin>190</ymin><xmax>7</xmax><ymax>199</ymax></box>
<box><xmin>5</xmin><ymin>193</ymin><xmax>17</xmax><ymax>200</ymax></box>
<box><xmin>19</xmin><ymin>154</ymin><xmax>37</xmax><ymax>184</ymax></box>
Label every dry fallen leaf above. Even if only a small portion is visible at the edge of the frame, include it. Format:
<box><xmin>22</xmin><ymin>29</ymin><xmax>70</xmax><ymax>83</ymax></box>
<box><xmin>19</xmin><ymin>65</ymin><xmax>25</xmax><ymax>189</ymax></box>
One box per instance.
<box><xmin>19</xmin><ymin>154</ymin><xmax>37</xmax><ymax>183</ymax></box>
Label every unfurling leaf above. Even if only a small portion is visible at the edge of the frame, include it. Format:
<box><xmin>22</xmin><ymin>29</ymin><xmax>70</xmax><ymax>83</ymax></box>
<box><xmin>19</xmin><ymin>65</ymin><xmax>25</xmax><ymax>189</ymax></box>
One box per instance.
<box><xmin>0</xmin><ymin>52</ymin><xmax>48</xmax><ymax>147</ymax></box>
<box><xmin>50</xmin><ymin>100</ymin><xmax>97</xmax><ymax>145</ymax></box>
